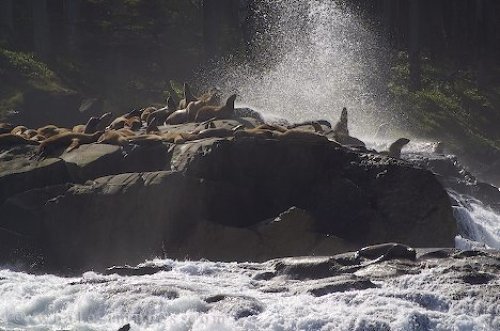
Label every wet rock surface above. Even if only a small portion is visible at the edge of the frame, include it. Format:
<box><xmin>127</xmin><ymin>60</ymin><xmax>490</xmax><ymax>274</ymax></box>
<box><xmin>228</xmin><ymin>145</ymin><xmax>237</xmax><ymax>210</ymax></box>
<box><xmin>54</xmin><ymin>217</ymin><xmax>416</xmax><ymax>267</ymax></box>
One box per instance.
<box><xmin>0</xmin><ymin>118</ymin><xmax>459</xmax><ymax>271</ymax></box>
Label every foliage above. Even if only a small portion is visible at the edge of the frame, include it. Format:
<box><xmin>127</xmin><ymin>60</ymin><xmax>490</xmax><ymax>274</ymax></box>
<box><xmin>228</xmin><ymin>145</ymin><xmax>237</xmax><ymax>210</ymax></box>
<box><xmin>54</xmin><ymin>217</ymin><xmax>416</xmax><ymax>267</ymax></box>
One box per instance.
<box><xmin>389</xmin><ymin>52</ymin><xmax>500</xmax><ymax>157</ymax></box>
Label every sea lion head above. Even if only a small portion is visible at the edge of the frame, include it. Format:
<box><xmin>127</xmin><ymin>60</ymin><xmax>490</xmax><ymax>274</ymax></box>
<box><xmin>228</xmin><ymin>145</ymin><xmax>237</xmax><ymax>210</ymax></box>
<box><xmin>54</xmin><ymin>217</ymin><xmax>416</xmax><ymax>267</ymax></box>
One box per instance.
<box><xmin>225</xmin><ymin>94</ymin><xmax>237</xmax><ymax>109</ymax></box>
<box><xmin>167</xmin><ymin>96</ymin><xmax>177</xmax><ymax>111</ymax></box>
<box><xmin>184</xmin><ymin>82</ymin><xmax>197</xmax><ymax>103</ymax></box>
<box><xmin>84</xmin><ymin>117</ymin><xmax>101</xmax><ymax>134</ymax></box>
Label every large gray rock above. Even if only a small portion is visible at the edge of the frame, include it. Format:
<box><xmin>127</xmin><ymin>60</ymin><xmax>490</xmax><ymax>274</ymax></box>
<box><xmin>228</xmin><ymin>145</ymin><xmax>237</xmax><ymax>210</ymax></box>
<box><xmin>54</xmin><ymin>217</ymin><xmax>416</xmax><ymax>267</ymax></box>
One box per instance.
<box><xmin>0</xmin><ymin>132</ymin><xmax>457</xmax><ymax>271</ymax></box>
<box><xmin>0</xmin><ymin>147</ymin><xmax>70</xmax><ymax>204</ymax></box>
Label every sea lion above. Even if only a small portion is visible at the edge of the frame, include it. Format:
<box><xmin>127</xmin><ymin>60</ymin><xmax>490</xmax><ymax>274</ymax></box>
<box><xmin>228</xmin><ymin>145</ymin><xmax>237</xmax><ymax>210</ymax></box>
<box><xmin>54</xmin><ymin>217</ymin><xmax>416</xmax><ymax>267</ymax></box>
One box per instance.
<box><xmin>199</xmin><ymin>88</ymin><xmax>221</xmax><ymax>106</ymax></box>
<box><xmin>355</xmin><ymin>243</ymin><xmax>417</xmax><ymax>262</ymax></box>
<box><xmin>24</xmin><ymin>129</ymin><xmax>38</xmax><ymax>139</ymax></box>
<box><xmin>72</xmin><ymin>124</ymin><xmax>86</xmax><ymax>133</ymax></box>
<box><xmin>72</xmin><ymin>117</ymin><xmax>100</xmax><ymax>134</ymax></box>
<box><xmin>277</xmin><ymin>129</ymin><xmax>332</xmax><ymax>144</ymax></box>
<box><xmin>167</xmin><ymin>81</ymin><xmax>180</xmax><ymax>107</ymax></box>
<box><xmin>234</xmin><ymin>128</ymin><xmax>279</xmax><ymax>140</ymax></box>
<box><xmin>178</xmin><ymin>82</ymin><xmax>198</xmax><ymax>109</ymax></box>
<box><xmin>37</xmin><ymin>125</ymin><xmax>68</xmax><ymax>139</ymax></box>
<box><xmin>184</xmin><ymin>127</ymin><xmax>238</xmax><ymax>142</ymax></box>
<box><xmin>194</xmin><ymin>94</ymin><xmax>237</xmax><ymax>122</ymax></box>
<box><xmin>0</xmin><ymin>133</ymin><xmax>40</xmax><ymax>148</ymax></box>
<box><xmin>108</xmin><ymin>115</ymin><xmax>141</xmax><ymax>131</ymax></box>
<box><xmin>83</xmin><ymin>117</ymin><xmax>102</xmax><ymax>134</ymax></box>
<box><xmin>433</xmin><ymin>141</ymin><xmax>445</xmax><ymax>154</ymax></box>
<box><xmin>97</xmin><ymin>130</ymin><xmax>128</xmax><ymax>146</ymax></box>
<box><xmin>165</xmin><ymin>106</ymin><xmax>189</xmax><ymax>125</ymax></box>
<box><xmin>96</xmin><ymin>112</ymin><xmax>114</xmax><ymax>131</ymax></box>
<box><xmin>255</xmin><ymin>123</ymin><xmax>287</xmax><ymax>133</ymax></box>
<box><xmin>288</xmin><ymin>120</ymin><xmax>331</xmax><ymax>131</ymax></box>
<box><xmin>332</xmin><ymin>107</ymin><xmax>349</xmax><ymax>137</ymax></box>
<box><xmin>38</xmin><ymin>131</ymin><xmax>104</xmax><ymax>156</ymax></box>
<box><xmin>381</xmin><ymin>138</ymin><xmax>410</xmax><ymax>158</ymax></box>
<box><xmin>145</xmin><ymin>122</ymin><xmax>161</xmax><ymax>134</ymax></box>
<box><xmin>11</xmin><ymin>125</ymin><xmax>28</xmax><ymax>136</ymax></box>
<box><xmin>140</xmin><ymin>106</ymin><xmax>158</xmax><ymax>122</ymax></box>
<box><xmin>0</xmin><ymin>123</ymin><xmax>14</xmax><ymax>134</ymax></box>
<box><xmin>146</xmin><ymin>97</ymin><xmax>177</xmax><ymax>126</ymax></box>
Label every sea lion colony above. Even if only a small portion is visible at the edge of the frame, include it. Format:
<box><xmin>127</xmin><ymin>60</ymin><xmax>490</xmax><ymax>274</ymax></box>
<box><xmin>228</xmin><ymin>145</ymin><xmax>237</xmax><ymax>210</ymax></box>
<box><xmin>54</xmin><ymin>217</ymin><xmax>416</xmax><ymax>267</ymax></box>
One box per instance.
<box><xmin>0</xmin><ymin>83</ymin><xmax>410</xmax><ymax>158</ymax></box>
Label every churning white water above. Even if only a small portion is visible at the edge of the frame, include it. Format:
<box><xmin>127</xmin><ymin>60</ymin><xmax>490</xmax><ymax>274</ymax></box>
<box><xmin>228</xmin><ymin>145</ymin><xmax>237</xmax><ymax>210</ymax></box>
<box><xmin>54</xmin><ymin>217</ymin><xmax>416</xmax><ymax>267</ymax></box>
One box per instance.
<box><xmin>1</xmin><ymin>258</ymin><xmax>499</xmax><ymax>331</ymax></box>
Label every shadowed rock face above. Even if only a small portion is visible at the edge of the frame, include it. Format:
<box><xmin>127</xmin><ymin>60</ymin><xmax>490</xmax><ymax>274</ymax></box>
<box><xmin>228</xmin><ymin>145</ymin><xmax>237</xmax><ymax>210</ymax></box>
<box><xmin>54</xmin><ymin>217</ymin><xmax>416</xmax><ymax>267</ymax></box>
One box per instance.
<box><xmin>0</xmin><ymin>120</ymin><xmax>456</xmax><ymax>272</ymax></box>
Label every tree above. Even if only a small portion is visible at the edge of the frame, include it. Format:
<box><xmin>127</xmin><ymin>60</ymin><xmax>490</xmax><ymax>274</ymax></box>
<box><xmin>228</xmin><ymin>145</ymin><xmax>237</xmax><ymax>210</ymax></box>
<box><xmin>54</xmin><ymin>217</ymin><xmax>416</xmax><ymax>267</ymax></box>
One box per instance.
<box><xmin>0</xmin><ymin>0</ymin><xmax>13</xmax><ymax>43</ymax></box>
<box><xmin>408</xmin><ymin>0</ymin><xmax>421</xmax><ymax>91</ymax></box>
<box><xmin>66</xmin><ymin>0</ymin><xmax>81</xmax><ymax>56</ymax></box>
<box><xmin>32</xmin><ymin>0</ymin><xmax>51</xmax><ymax>58</ymax></box>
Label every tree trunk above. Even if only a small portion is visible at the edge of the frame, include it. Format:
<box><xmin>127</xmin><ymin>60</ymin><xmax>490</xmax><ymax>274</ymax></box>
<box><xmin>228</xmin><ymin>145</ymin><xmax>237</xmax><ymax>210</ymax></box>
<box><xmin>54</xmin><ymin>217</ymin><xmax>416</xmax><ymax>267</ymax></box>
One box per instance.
<box><xmin>0</xmin><ymin>0</ymin><xmax>13</xmax><ymax>42</ymax></box>
<box><xmin>66</xmin><ymin>0</ymin><xmax>81</xmax><ymax>56</ymax></box>
<box><xmin>475</xmin><ymin>0</ymin><xmax>487</xmax><ymax>88</ymax></box>
<box><xmin>32</xmin><ymin>0</ymin><xmax>51</xmax><ymax>59</ymax></box>
<box><xmin>203</xmin><ymin>0</ymin><xmax>240</xmax><ymax>59</ymax></box>
<box><xmin>408</xmin><ymin>0</ymin><xmax>421</xmax><ymax>91</ymax></box>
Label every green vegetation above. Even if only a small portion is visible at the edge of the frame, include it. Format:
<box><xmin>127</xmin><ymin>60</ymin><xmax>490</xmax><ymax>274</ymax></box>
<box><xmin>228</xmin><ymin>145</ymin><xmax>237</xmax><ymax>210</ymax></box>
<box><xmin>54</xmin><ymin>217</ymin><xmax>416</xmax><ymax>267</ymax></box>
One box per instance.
<box><xmin>389</xmin><ymin>52</ymin><xmax>500</xmax><ymax>158</ymax></box>
<box><xmin>0</xmin><ymin>48</ymin><xmax>73</xmax><ymax>117</ymax></box>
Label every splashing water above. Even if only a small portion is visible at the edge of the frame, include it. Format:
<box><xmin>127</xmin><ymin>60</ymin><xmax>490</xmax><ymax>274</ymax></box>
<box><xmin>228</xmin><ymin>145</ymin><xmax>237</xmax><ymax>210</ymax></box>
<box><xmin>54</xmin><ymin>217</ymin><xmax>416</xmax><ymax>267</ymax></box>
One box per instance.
<box><xmin>202</xmin><ymin>0</ymin><xmax>392</xmax><ymax>137</ymax></box>
<box><xmin>1</xmin><ymin>259</ymin><xmax>499</xmax><ymax>331</ymax></box>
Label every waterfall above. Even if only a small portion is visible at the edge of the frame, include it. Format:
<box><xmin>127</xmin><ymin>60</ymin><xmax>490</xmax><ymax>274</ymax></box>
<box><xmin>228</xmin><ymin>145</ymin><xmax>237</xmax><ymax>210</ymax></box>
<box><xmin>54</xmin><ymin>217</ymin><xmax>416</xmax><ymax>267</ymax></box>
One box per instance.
<box><xmin>201</xmin><ymin>0</ymin><xmax>392</xmax><ymax>137</ymax></box>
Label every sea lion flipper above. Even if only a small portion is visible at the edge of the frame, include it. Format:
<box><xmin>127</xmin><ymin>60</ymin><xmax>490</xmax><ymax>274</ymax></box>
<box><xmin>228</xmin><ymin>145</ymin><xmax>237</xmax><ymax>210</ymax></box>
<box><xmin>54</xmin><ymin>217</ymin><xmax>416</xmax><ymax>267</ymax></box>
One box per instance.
<box><xmin>167</xmin><ymin>96</ymin><xmax>177</xmax><ymax>111</ymax></box>
<box><xmin>225</xmin><ymin>94</ymin><xmax>237</xmax><ymax>109</ymax></box>
<box><xmin>65</xmin><ymin>138</ymin><xmax>81</xmax><ymax>153</ymax></box>
<box><xmin>184</xmin><ymin>82</ymin><xmax>195</xmax><ymax>103</ymax></box>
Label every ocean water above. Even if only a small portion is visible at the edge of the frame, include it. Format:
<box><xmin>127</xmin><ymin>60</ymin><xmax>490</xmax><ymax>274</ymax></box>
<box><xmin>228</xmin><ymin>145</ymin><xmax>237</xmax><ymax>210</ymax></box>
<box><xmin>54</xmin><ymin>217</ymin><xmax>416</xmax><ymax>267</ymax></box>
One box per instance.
<box><xmin>1</xmin><ymin>257</ymin><xmax>499</xmax><ymax>331</ymax></box>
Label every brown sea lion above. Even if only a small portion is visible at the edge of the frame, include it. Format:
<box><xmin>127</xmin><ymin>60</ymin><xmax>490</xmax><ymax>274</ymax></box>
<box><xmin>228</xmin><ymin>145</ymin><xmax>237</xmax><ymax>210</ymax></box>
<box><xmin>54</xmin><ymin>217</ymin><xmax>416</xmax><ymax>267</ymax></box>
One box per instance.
<box><xmin>381</xmin><ymin>138</ymin><xmax>410</xmax><ymax>158</ymax></box>
<box><xmin>145</xmin><ymin>122</ymin><xmax>161</xmax><ymax>134</ymax></box>
<box><xmin>167</xmin><ymin>81</ymin><xmax>180</xmax><ymax>107</ymax></box>
<box><xmin>83</xmin><ymin>117</ymin><xmax>101</xmax><ymax>134</ymax></box>
<box><xmin>165</xmin><ymin>106</ymin><xmax>189</xmax><ymax>125</ymax></box>
<box><xmin>194</xmin><ymin>94</ymin><xmax>237</xmax><ymax>122</ymax></box>
<box><xmin>73</xmin><ymin>116</ymin><xmax>100</xmax><ymax>133</ymax></box>
<box><xmin>183</xmin><ymin>127</ymin><xmax>239</xmax><ymax>142</ymax></box>
<box><xmin>0</xmin><ymin>123</ymin><xmax>15</xmax><ymax>134</ymax></box>
<box><xmin>146</xmin><ymin>97</ymin><xmax>177</xmax><ymax>126</ymax></box>
<box><xmin>234</xmin><ymin>128</ymin><xmax>278</xmax><ymax>140</ymax></box>
<box><xmin>97</xmin><ymin>130</ymin><xmax>128</xmax><ymax>146</ymax></box>
<box><xmin>140</xmin><ymin>106</ymin><xmax>158</xmax><ymax>122</ymax></box>
<box><xmin>72</xmin><ymin>124</ymin><xmax>86</xmax><ymax>133</ymax></box>
<box><xmin>37</xmin><ymin>125</ymin><xmax>69</xmax><ymax>139</ymax></box>
<box><xmin>0</xmin><ymin>133</ymin><xmax>40</xmax><ymax>148</ymax></box>
<box><xmin>24</xmin><ymin>129</ymin><xmax>38</xmax><ymax>139</ymax></box>
<box><xmin>199</xmin><ymin>88</ymin><xmax>221</xmax><ymax>107</ymax></box>
<box><xmin>255</xmin><ymin>123</ymin><xmax>287</xmax><ymax>133</ymax></box>
<box><xmin>11</xmin><ymin>125</ymin><xmax>28</xmax><ymax>136</ymax></box>
<box><xmin>332</xmin><ymin>107</ymin><xmax>349</xmax><ymax>138</ymax></box>
<box><xmin>38</xmin><ymin>131</ymin><xmax>104</xmax><ymax>156</ymax></box>
<box><xmin>277</xmin><ymin>129</ymin><xmax>332</xmax><ymax>144</ymax></box>
<box><xmin>178</xmin><ymin>82</ymin><xmax>197</xmax><ymax>109</ymax></box>
<box><xmin>108</xmin><ymin>115</ymin><xmax>142</xmax><ymax>131</ymax></box>
<box><xmin>96</xmin><ymin>112</ymin><xmax>114</xmax><ymax>131</ymax></box>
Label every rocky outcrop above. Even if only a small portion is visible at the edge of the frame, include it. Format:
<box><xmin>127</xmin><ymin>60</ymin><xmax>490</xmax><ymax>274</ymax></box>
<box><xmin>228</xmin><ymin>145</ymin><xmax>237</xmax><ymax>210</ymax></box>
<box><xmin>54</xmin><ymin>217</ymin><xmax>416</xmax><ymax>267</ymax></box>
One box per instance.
<box><xmin>0</xmin><ymin>119</ymin><xmax>457</xmax><ymax>272</ymax></box>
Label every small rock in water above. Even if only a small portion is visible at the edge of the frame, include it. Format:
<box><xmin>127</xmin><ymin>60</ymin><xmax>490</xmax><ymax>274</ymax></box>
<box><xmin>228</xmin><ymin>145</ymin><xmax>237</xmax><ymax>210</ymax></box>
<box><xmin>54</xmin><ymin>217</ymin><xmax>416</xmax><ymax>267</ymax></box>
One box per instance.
<box><xmin>117</xmin><ymin>324</ymin><xmax>130</xmax><ymax>331</ymax></box>
<box><xmin>356</xmin><ymin>243</ymin><xmax>416</xmax><ymax>262</ymax></box>
<box><xmin>104</xmin><ymin>264</ymin><xmax>172</xmax><ymax>276</ymax></box>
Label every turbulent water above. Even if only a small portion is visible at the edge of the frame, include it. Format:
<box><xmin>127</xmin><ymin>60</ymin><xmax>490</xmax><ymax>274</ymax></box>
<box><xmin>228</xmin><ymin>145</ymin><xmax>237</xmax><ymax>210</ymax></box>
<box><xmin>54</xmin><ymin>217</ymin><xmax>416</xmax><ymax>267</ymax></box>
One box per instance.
<box><xmin>1</xmin><ymin>256</ymin><xmax>500</xmax><ymax>331</ymax></box>
<box><xmin>2</xmin><ymin>1</ymin><xmax>500</xmax><ymax>330</ymax></box>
